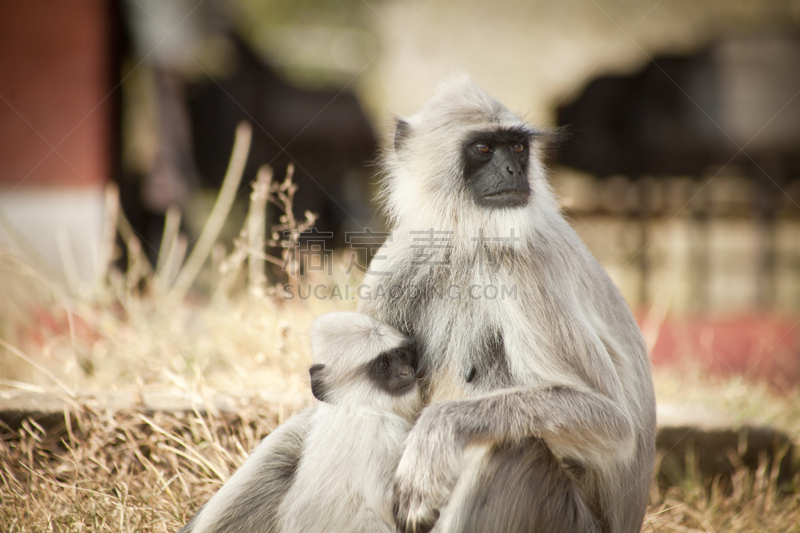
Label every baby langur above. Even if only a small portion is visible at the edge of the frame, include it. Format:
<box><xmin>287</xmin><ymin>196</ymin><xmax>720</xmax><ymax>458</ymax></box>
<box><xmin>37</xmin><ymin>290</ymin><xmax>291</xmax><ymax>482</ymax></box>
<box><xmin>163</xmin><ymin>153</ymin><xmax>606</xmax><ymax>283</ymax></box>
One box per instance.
<box><xmin>278</xmin><ymin>311</ymin><xmax>423</xmax><ymax>533</ymax></box>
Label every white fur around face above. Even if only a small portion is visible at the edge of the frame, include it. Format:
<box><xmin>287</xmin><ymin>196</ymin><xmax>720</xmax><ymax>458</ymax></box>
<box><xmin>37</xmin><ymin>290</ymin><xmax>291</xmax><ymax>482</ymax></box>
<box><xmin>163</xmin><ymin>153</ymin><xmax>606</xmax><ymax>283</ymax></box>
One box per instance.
<box><xmin>311</xmin><ymin>312</ymin><xmax>407</xmax><ymax>369</ymax></box>
<box><xmin>310</xmin><ymin>311</ymin><xmax>422</xmax><ymax>420</ymax></box>
<box><xmin>380</xmin><ymin>75</ymin><xmax>560</xmax><ymax>254</ymax></box>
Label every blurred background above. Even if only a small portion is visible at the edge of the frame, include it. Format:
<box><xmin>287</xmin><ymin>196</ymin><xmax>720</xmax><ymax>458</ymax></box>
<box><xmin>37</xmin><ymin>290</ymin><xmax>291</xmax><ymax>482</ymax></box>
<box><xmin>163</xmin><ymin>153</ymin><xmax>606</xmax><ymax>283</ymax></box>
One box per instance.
<box><xmin>3</xmin><ymin>4</ymin><xmax>800</xmax><ymax>530</ymax></box>
<box><xmin>1</xmin><ymin>0</ymin><xmax>800</xmax><ymax>390</ymax></box>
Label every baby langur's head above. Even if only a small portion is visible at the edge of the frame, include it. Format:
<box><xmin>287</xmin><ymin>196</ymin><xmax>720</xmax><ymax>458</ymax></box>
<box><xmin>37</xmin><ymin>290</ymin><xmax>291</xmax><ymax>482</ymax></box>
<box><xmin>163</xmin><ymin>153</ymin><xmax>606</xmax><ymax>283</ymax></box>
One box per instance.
<box><xmin>309</xmin><ymin>312</ymin><xmax>422</xmax><ymax>421</ymax></box>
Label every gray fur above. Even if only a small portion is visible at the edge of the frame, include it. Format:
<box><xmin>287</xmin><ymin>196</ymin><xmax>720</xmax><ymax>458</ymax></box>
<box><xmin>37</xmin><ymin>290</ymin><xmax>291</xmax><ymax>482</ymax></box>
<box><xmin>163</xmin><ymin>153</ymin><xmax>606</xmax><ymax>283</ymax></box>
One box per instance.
<box><xmin>450</xmin><ymin>439</ymin><xmax>601</xmax><ymax>533</ymax></box>
<box><xmin>179</xmin><ymin>312</ymin><xmax>422</xmax><ymax>533</ymax></box>
<box><xmin>357</xmin><ymin>75</ymin><xmax>656</xmax><ymax>533</ymax></box>
<box><xmin>278</xmin><ymin>312</ymin><xmax>422</xmax><ymax>533</ymax></box>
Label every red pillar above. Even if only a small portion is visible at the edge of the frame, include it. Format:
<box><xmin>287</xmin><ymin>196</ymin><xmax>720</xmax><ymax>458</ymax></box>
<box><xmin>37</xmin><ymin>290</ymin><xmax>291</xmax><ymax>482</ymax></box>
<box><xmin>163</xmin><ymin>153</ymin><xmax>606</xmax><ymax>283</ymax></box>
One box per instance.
<box><xmin>0</xmin><ymin>0</ymin><xmax>112</xmax><ymax>190</ymax></box>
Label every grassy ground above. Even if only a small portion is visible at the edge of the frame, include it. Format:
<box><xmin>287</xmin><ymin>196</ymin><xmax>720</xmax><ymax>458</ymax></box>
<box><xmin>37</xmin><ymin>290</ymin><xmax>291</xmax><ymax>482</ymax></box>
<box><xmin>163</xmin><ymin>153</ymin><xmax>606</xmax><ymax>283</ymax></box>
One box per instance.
<box><xmin>1</xmin><ymin>370</ymin><xmax>799</xmax><ymax>532</ymax></box>
<box><xmin>648</xmin><ymin>369</ymin><xmax>800</xmax><ymax>532</ymax></box>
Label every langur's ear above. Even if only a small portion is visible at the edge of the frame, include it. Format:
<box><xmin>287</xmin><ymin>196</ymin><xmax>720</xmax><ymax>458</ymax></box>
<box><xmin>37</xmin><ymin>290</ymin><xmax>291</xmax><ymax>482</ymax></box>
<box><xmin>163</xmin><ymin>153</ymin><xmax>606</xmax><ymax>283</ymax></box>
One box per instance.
<box><xmin>309</xmin><ymin>364</ymin><xmax>331</xmax><ymax>403</ymax></box>
<box><xmin>394</xmin><ymin>118</ymin><xmax>411</xmax><ymax>152</ymax></box>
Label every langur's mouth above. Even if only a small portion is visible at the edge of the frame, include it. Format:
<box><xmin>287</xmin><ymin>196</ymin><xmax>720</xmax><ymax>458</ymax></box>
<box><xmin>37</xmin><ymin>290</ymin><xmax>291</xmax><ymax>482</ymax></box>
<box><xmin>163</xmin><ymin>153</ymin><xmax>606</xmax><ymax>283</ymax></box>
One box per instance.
<box><xmin>481</xmin><ymin>189</ymin><xmax>530</xmax><ymax>207</ymax></box>
<box><xmin>484</xmin><ymin>189</ymin><xmax>530</xmax><ymax>199</ymax></box>
<box><xmin>392</xmin><ymin>382</ymin><xmax>416</xmax><ymax>395</ymax></box>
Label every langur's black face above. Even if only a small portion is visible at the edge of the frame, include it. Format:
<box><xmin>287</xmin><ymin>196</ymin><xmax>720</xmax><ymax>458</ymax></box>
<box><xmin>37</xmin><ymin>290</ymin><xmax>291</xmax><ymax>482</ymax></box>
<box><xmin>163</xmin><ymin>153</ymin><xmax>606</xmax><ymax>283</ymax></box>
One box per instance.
<box><xmin>462</xmin><ymin>127</ymin><xmax>531</xmax><ymax>209</ymax></box>
<box><xmin>366</xmin><ymin>342</ymin><xmax>419</xmax><ymax>396</ymax></box>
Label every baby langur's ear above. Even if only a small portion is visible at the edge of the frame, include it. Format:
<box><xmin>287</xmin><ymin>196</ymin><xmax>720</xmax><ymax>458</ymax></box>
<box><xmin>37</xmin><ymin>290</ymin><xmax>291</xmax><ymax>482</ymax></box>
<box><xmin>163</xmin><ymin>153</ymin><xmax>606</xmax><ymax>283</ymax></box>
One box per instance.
<box><xmin>309</xmin><ymin>364</ymin><xmax>331</xmax><ymax>403</ymax></box>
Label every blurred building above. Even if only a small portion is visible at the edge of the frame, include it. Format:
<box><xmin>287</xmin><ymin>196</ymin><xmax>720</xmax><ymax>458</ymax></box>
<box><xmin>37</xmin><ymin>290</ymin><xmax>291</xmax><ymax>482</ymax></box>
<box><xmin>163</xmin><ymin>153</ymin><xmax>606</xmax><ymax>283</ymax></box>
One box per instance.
<box><xmin>556</xmin><ymin>35</ymin><xmax>800</xmax><ymax>314</ymax></box>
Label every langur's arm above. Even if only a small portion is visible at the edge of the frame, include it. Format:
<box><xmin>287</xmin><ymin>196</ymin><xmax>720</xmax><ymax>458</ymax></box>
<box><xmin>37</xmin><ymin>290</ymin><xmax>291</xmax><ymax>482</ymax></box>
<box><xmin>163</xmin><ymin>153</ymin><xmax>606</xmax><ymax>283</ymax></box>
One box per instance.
<box><xmin>392</xmin><ymin>383</ymin><xmax>635</xmax><ymax>533</ymax></box>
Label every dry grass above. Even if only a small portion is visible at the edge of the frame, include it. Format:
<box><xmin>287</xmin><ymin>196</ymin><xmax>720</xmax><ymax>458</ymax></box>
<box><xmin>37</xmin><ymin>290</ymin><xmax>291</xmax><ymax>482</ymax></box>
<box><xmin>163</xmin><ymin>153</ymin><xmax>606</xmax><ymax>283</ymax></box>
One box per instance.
<box><xmin>1</xmin><ymin>125</ymin><xmax>799</xmax><ymax>532</ymax></box>
<box><xmin>0</xmin><ymin>400</ymin><xmax>298</xmax><ymax>532</ymax></box>
<box><xmin>0</xmin><ymin>124</ymin><xmax>355</xmax><ymax>398</ymax></box>
<box><xmin>645</xmin><ymin>368</ymin><xmax>800</xmax><ymax>532</ymax></box>
<box><xmin>1</xmin><ymin>376</ymin><xmax>799</xmax><ymax>533</ymax></box>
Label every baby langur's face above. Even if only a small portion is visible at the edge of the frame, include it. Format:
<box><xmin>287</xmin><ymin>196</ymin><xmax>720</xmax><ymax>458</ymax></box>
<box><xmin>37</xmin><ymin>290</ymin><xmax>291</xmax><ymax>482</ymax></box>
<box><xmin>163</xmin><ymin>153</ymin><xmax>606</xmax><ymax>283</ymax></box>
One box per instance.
<box><xmin>365</xmin><ymin>341</ymin><xmax>418</xmax><ymax>396</ymax></box>
<box><xmin>308</xmin><ymin>312</ymin><xmax>423</xmax><ymax>419</ymax></box>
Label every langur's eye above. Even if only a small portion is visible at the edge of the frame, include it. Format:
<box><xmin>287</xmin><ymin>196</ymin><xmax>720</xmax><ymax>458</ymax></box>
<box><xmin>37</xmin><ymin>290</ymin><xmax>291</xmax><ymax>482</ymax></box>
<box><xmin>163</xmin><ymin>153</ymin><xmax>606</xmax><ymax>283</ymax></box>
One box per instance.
<box><xmin>376</xmin><ymin>356</ymin><xmax>390</xmax><ymax>373</ymax></box>
<box><xmin>512</xmin><ymin>143</ymin><xmax>526</xmax><ymax>154</ymax></box>
<box><xmin>474</xmin><ymin>143</ymin><xmax>491</xmax><ymax>154</ymax></box>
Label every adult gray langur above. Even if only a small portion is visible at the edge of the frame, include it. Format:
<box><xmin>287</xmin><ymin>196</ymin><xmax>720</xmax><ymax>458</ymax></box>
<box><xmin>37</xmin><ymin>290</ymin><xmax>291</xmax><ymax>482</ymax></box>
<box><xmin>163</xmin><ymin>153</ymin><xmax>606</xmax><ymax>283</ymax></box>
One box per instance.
<box><xmin>178</xmin><ymin>312</ymin><xmax>422</xmax><ymax>533</ymax></box>
<box><xmin>356</xmin><ymin>75</ymin><xmax>656</xmax><ymax>533</ymax></box>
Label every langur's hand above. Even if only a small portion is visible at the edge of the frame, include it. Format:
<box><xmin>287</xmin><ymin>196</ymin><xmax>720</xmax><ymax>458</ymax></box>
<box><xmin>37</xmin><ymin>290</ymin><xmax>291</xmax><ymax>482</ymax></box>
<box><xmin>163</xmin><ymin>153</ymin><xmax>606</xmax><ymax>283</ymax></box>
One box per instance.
<box><xmin>393</xmin><ymin>403</ymin><xmax>462</xmax><ymax>533</ymax></box>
